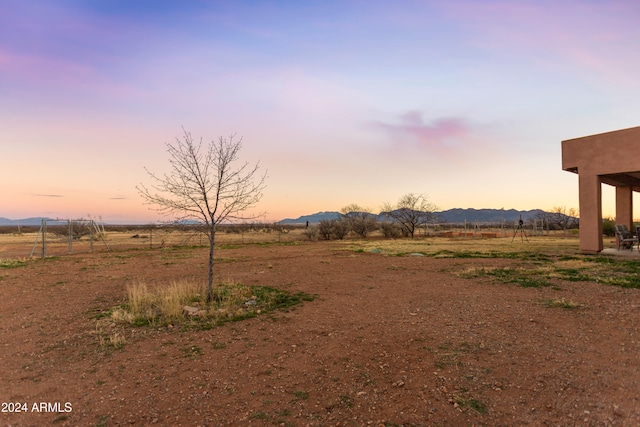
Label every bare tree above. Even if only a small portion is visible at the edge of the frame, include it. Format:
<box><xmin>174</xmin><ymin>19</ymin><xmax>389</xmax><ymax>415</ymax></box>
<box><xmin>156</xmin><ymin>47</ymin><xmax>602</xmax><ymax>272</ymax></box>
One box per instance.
<box><xmin>551</xmin><ymin>206</ymin><xmax>579</xmax><ymax>234</ymax></box>
<box><xmin>340</xmin><ymin>204</ymin><xmax>378</xmax><ymax>238</ymax></box>
<box><xmin>533</xmin><ymin>207</ymin><xmax>579</xmax><ymax>234</ymax></box>
<box><xmin>382</xmin><ymin>193</ymin><xmax>437</xmax><ymax>238</ymax></box>
<box><xmin>49</xmin><ymin>220</ymin><xmax>89</xmax><ymax>240</ymax></box>
<box><xmin>137</xmin><ymin>129</ymin><xmax>267</xmax><ymax>303</ymax></box>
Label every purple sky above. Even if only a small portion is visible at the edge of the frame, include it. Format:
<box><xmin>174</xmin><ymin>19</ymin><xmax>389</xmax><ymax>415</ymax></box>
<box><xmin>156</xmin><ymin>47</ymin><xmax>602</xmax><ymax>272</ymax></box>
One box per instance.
<box><xmin>2</xmin><ymin>0</ymin><xmax>640</xmax><ymax>223</ymax></box>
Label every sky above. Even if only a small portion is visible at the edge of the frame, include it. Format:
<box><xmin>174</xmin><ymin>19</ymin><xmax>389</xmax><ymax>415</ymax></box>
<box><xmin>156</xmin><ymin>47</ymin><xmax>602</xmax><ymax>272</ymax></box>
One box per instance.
<box><xmin>2</xmin><ymin>0</ymin><xmax>640</xmax><ymax>224</ymax></box>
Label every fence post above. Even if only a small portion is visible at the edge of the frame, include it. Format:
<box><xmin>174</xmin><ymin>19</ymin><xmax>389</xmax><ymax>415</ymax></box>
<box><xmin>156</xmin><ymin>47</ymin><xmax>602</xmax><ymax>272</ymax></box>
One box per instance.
<box><xmin>41</xmin><ymin>218</ymin><xmax>47</xmax><ymax>258</ymax></box>
<box><xmin>89</xmin><ymin>220</ymin><xmax>94</xmax><ymax>252</ymax></box>
<box><xmin>68</xmin><ymin>220</ymin><xmax>72</xmax><ymax>254</ymax></box>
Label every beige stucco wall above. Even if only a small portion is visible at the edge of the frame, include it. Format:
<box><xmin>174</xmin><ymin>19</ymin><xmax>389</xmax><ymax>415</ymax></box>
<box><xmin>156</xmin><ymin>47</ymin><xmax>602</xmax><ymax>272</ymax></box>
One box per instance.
<box><xmin>563</xmin><ymin>127</ymin><xmax>640</xmax><ymax>175</ymax></box>
<box><xmin>562</xmin><ymin>126</ymin><xmax>640</xmax><ymax>253</ymax></box>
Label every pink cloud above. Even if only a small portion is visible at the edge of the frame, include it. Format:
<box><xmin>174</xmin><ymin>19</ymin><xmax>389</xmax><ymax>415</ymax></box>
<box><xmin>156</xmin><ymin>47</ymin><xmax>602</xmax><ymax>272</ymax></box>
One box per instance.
<box><xmin>370</xmin><ymin>111</ymin><xmax>476</xmax><ymax>155</ymax></box>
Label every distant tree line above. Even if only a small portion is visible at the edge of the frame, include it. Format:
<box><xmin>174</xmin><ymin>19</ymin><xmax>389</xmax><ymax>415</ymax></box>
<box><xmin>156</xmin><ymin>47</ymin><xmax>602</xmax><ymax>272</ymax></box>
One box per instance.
<box><xmin>302</xmin><ymin>201</ymin><xmax>587</xmax><ymax>241</ymax></box>
<box><xmin>304</xmin><ymin>193</ymin><xmax>438</xmax><ymax>241</ymax></box>
<box><xmin>532</xmin><ymin>206</ymin><xmax>579</xmax><ymax>234</ymax></box>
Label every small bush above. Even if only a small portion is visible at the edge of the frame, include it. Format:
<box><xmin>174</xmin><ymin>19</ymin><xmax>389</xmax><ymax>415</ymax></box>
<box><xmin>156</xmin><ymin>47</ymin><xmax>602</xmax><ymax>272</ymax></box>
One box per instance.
<box><xmin>317</xmin><ymin>219</ymin><xmax>350</xmax><ymax>240</ymax></box>
<box><xmin>350</xmin><ymin>216</ymin><xmax>378</xmax><ymax>238</ymax></box>
<box><xmin>331</xmin><ymin>218</ymin><xmax>350</xmax><ymax>240</ymax></box>
<box><xmin>341</xmin><ymin>208</ymin><xmax>378</xmax><ymax>238</ymax></box>
<box><xmin>380</xmin><ymin>221</ymin><xmax>402</xmax><ymax>238</ymax></box>
<box><xmin>602</xmin><ymin>217</ymin><xmax>615</xmax><ymax>237</ymax></box>
<box><xmin>303</xmin><ymin>226</ymin><xmax>318</xmax><ymax>240</ymax></box>
<box><xmin>317</xmin><ymin>220</ymin><xmax>334</xmax><ymax>241</ymax></box>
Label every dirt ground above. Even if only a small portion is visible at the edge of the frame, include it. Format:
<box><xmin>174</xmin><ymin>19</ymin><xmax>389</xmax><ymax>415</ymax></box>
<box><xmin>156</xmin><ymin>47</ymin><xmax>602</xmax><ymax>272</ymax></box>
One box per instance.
<box><xmin>1</xmin><ymin>240</ymin><xmax>639</xmax><ymax>426</ymax></box>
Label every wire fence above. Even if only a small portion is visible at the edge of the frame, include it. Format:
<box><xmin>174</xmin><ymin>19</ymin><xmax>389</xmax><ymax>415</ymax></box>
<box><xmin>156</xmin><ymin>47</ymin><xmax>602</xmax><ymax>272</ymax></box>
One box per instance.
<box><xmin>0</xmin><ymin>220</ymin><xmax>303</xmax><ymax>260</ymax></box>
<box><xmin>0</xmin><ymin>218</ymin><xmax>576</xmax><ymax>260</ymax></box>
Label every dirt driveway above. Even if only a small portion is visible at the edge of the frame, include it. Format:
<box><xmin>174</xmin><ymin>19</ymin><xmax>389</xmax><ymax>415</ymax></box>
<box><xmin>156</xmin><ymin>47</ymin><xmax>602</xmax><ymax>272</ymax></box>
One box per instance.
<box><xmin>1</xmin><ymin>241</ymin><xmax>639</xmax><ymax>426</ymax></box>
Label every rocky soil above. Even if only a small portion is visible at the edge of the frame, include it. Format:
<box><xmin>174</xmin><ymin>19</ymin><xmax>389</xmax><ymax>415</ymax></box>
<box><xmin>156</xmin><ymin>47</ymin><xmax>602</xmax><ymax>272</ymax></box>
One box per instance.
<box><xmin>1</xmin><ymin>241</ymin><xmax>639</xmax><ymax>426</ymax></box>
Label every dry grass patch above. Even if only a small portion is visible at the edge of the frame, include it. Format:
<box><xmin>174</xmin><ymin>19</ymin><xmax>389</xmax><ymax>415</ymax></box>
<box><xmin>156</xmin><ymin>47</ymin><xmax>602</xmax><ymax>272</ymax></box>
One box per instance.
<box><xmin>125</xmin><ymin>280</ymin><xmax>204</xmax><ymax>325</ymax></box>
<box><xmin>554</xmin><ymin>259</ymin><xmax>589</xmax><ymax>269</ymax></box>
<box><xmin>0</xmin><ymin>258</ymin><xmax>27</xmax><ymax>268</ymax></box>
<box><xmin>110</xmin><ymin>280</ymin><xmax>315</xmax><ymax>329</ymax></box>
<box><xmin>455</xmin><ymin>266</ymin><xmax>500</xmax><ymax>279</ymax></box>
<box><xmin>455</xmin><ymin>266</ymin><xmax>554</xmax><ymax>288</ymax></box>
<box><xmin>338</xmin><ymin>236</ymin><xmax>580</xmax><ymax>258</ymax></box>
<box><xmin>93</xmin><ymin>321</ymin><xmax>127</xmax><ymax>350</ymax></box>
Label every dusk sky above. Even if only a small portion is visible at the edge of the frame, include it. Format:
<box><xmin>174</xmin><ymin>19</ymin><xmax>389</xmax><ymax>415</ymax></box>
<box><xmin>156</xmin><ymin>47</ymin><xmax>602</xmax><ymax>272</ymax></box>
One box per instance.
<box><xmin>2</xmin><ymin>0</ymin><xmax>640</xmax><ymax>223</ymax></box>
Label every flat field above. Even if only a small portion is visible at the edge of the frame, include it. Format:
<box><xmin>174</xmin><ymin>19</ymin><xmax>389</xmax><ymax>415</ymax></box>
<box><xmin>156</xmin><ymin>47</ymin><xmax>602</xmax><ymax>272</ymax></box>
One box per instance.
<box><xmin>0</xmin><ymin>225</ymin><xmax>303</xmax><ymax>259</ymax></box>
<box><xmin>1</xmin><ymin>235</ymin><xmax>639</xmax><ymax>426</ymax></box>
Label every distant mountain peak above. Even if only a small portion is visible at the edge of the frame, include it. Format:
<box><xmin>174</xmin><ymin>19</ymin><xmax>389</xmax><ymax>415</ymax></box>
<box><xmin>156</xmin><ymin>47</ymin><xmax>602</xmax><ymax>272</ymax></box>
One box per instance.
<box><xmin>0</xmin><ymin>217</ymin><xmax>58</xmax><ymax>226</ymax></box>
<box><xmin>276</xmin><ymin>208</ymin><xmax>549</xmax><ymax>225</ymax></box>
<box><xmin>278</xmin><ymin>212</ymin><xmax>341</xmax><ymax>225</ymax></box>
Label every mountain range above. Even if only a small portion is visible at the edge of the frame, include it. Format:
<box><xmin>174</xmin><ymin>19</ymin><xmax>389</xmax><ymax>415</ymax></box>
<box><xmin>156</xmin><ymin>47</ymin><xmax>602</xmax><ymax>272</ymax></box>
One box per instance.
<box><xmin>0</xmin><ymin>208</ymin><xmax>554</xmax><ymax>227</ymax></box>
<box><xmin>0</xmin><ymin>217</ymin><xmax>59</xmax><ymax>226</ymax></box>
<box><xmin>277</xmin><ymin>208</ymin><xmax>549</xmax><ymax>225</ymax></box>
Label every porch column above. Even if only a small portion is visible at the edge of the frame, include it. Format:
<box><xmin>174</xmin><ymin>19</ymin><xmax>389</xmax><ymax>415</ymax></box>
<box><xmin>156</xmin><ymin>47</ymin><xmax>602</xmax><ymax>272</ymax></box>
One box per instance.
<box><xmin>615</xmin><ymin>185</ymin><xmax>633</xmax><ymax>229</ymax></box>
<box><xmin>578</xmin><ymin>173</ymin><xmax>603</xmax><ymax>253</ymax></box>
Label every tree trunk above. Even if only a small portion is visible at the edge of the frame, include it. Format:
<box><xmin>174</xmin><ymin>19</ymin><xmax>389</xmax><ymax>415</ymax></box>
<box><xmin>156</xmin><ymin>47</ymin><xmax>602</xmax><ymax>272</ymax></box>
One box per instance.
<box><xmin>206</xmin><ymin>230</ymin><xmax>216</xmax><ymax>304</ymax></box>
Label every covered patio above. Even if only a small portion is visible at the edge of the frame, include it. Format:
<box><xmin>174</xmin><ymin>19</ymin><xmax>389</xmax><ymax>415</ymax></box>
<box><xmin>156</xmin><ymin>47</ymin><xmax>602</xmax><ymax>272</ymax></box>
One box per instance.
<box><xmin>562</xmin><ymin>127</ymin><xmax>640</xmax><ymax>254</ymax></box>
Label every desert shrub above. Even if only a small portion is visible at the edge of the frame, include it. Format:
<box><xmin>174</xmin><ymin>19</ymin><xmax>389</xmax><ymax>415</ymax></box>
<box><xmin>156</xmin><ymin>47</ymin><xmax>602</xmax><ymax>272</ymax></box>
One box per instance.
<box><xmin>303</xmin><ymin>225</ymin><xmax>318</xmax><ymax>240</ymax></box>
<box><xmin>350</xmin><ymin>216</ymin><xmax>378</xmax><ymax>238</ymax></box>
<box><xmin>318</xmin><ymin>220</ymin><xmax>334</xmax><ymax>240</ymax></box>
<box><xmin>317</xmin><ymin>219</ymin><xmax>351</xmax><ymax>240</ymax></box>
<box><xmin>225</xmin><ymin>225</ymin><xmax>242</xmax><ymax>234</ymax></box>
<box><xmin>274</xmin><ymin>224</ymin><xmax>290</xmax><ymax>234</ymax></box>
<box><xmin>340</xmin><ymin>204</ymin><xmax>378</xmax><ymax>238</ymax></box>
<box><xmin>380</xmin><ymin>221</ymin><xmax>402</xmax><ymax>238</ymax></box>
<box><xmin>602</xmin><ymin>217</ymin><xmax>615</xmax><ymax>237</ymax></box>
<box><xmin>331</xmin><ymin>218</ymin><xmax>350</xmax><ymax>240</ymax></box>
